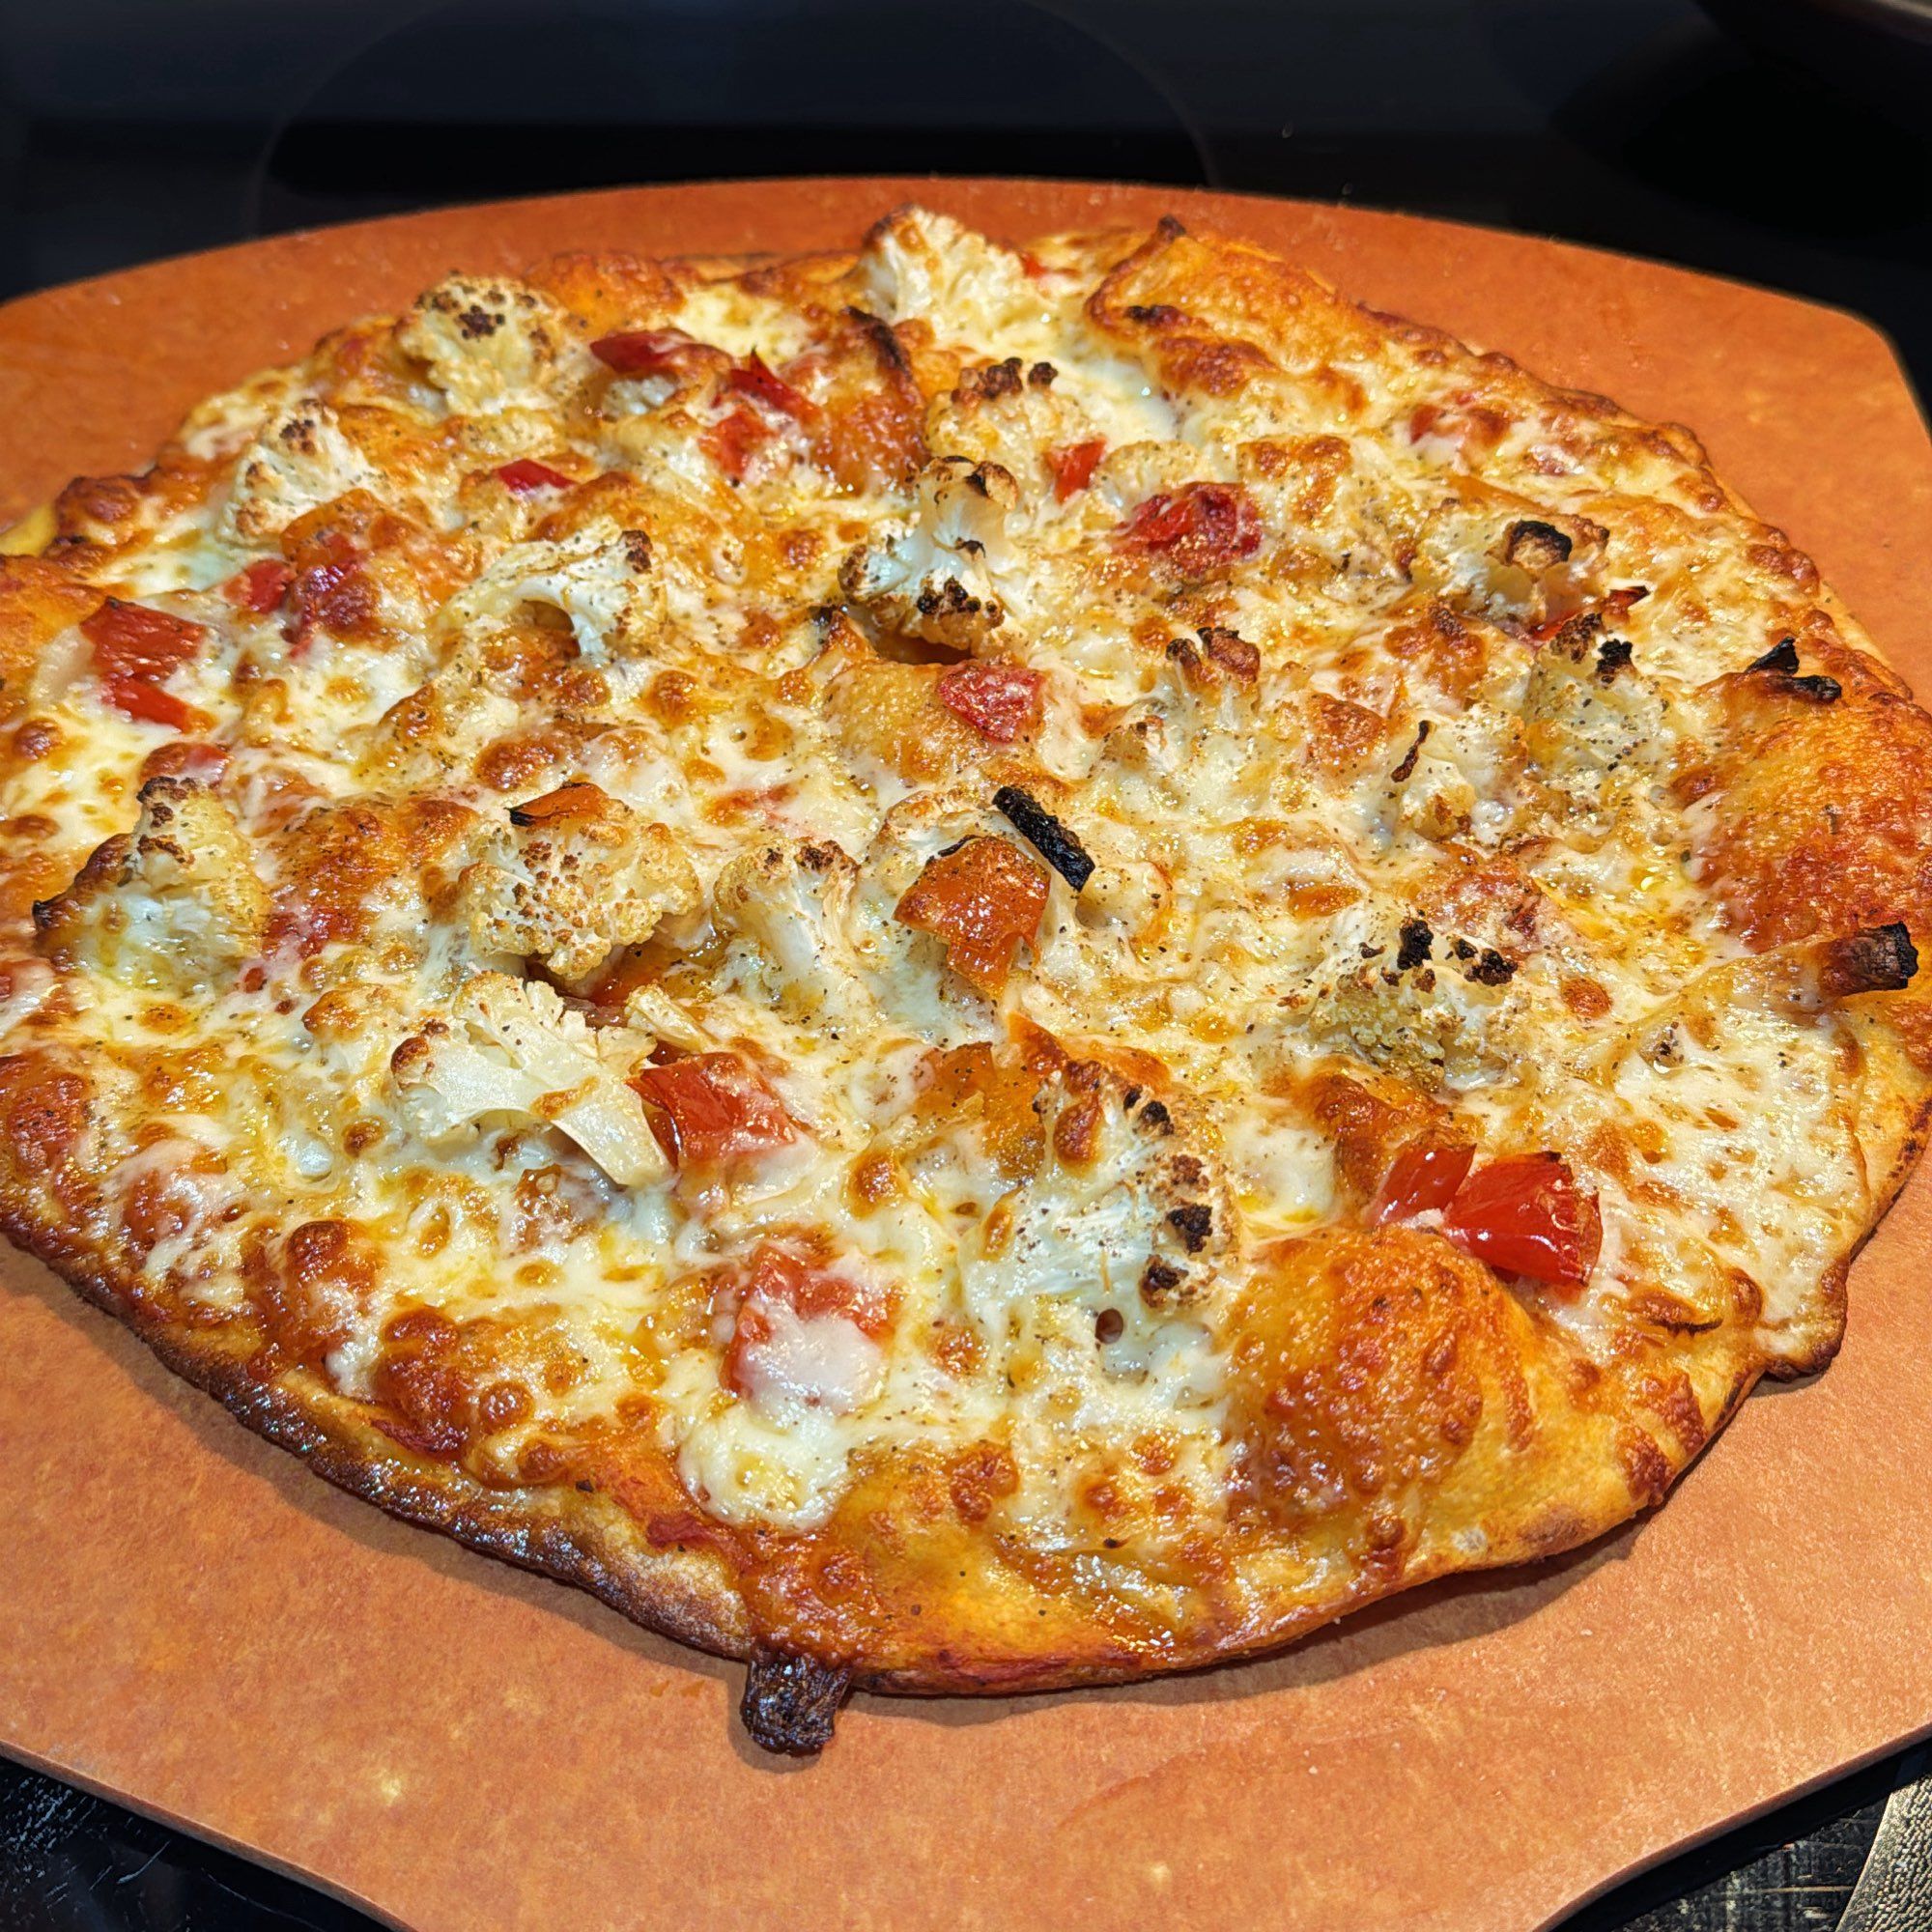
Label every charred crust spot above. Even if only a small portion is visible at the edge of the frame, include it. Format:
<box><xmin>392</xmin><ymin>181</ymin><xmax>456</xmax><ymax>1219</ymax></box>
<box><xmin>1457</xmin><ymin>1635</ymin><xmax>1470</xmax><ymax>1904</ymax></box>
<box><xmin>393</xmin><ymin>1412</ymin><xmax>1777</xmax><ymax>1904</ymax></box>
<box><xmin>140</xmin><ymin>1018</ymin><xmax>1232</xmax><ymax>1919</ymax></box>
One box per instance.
<box><xmin>1502</xmin><ymin>519</ymin><xmax>1573</xmax><ymax>570</ymax></box>
<box><xmin>1818</xmin><ymin>922</ymin><xmax>1919</xmax><ymax>997</ymax></box>
<box><xmin>740</xmin><ymin>1648</ymin><xmax>850</xmax><ymax>1757</ymax></box>
<box><xmin>1389</xmin><ymin>719</ymin><xmax>1432</xmax><ymax>781</ymax></box>
<box><xmin>1594</xmin><ymin>638</ymin><xmax>1634</xmax><ymax>684</ymax></box>
<box><xmin>1136</xmin><ymin>1098</ymin><xmax>1174</xmax><ymax>1136</ymax></box>
<box><xmin>456</xmin><ymin>305</ymin><xmax>501</xmax><ymax>340</ymax></box>
<box><xmin>1094</xmin><ymin>1306</ymin><xmax>1124</xmax><ymax>1344</ymax></box>
<box><xmin>993</xmin><ymin>783</ymin><xmax>1094</xmax><ymax>892</ymax></box>
<box><xmin>1123</xmin><ymin>302</ymin><xmax>1188</xmax><ymax>327</ymax></box>
<box><xmin>1027</xmin><ymin>360</ymin><xmax>1057</xmax><ymax>388</ymax></box>
<box><xmin>1139</xmin><ymin>1258</ymin><xmax>1184</xmax><ymax>1304</ymax></box>
<box><xmin>1166</xmin><ymin>1203</ymin><xmax>1213</xmax><ymax>1252</ymax></box>
<box><xmin>1465</xmin><ymin>948</ymin><xmax>1518</xmax><ymax>986</ymax></box>
<box><xmin>1776</xmin><ymin>672</ymin><xmax>1842</xmax><ymax>703</ymax></box>
<box><xmin>1155</xmin><ymin>214</ymin><xmax>1188</xmax><ymax>241</ymax></box>
<box><xmin>1747</xmin><ymin>638</ymin><xmax>1800</xmax><ymax>674</ymax></box>
<box><xmin>1395</xmin><ymin>917</ymin><xmax>1433</xmax><ymax>972</ymax></box>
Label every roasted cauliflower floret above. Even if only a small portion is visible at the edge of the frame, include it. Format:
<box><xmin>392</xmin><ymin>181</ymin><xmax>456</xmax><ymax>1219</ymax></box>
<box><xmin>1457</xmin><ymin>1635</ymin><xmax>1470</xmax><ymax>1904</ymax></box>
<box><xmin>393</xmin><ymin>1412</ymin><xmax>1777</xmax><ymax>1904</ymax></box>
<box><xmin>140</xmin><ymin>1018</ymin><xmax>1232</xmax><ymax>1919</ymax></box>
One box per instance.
<box><xmin>436</xmin><ymin>520</ymin><xmax>668</xmax><ymax>662</ymax></box>
<box><xmin>859</xmin><ymin>207</ymin><xmax>1042</xmax><ymax>340</ymax></box>
<box><xmin>839</xmin><ymin>457</ymin><xmax>1021</xmax><ymax>649</ymax></box>
<box><xmin>394</xmin><ymin>273</ymin><xmax>581</xmax><ymax>416</ymax></box>
<box><xmin>216</xmin><ymin>402</ymin><xmax>382</xmax><ymax>546</ymax></box>
<box><xmin>388</xmin><ymin>971</ymin><xmax>666</xmax><ymax>1185</ymax></box>
<box><xmin>458</xmin><ymin>780</ymin><xmax>699</xmax><ymax>988</ymax></box>
<box><xmin>34</xmin><ymin>778</ymin><xmax>268</xmax><ymax>990</ymax></box>
<box><xmin>1521</xmin><ymin>612</ymin><xmax>1665</xmax><ymax>793</ymax></box>
<box><xmin>925</xmin><ymin>360</ymin><xmax>1102</xmax><ymax>506</ymax></box>
<box><xmin>711</xmin><ymin>838</ymin><xmax>878</xmax><ymax>1032</ymax></box>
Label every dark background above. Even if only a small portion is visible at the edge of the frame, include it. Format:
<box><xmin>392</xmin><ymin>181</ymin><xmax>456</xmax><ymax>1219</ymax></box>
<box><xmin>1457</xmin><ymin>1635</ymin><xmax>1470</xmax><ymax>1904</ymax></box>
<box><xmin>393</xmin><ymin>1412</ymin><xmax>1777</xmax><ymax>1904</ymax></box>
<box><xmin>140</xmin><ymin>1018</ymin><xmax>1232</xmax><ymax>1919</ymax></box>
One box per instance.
<box><xmin>0</xmin><ymin>1</ymin><xmax>1927</xmax><ymax>1926</ymax></box>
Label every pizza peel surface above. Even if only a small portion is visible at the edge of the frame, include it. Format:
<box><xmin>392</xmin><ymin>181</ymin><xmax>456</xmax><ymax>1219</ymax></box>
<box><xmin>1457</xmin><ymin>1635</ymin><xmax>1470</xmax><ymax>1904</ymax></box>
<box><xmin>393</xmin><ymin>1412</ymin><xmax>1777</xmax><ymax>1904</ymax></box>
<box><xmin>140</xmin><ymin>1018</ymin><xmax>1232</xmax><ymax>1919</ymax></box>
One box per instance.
<box><xmin>2</xmin><ymin>207</ymin><xmax>1927</xmax><ymax>1752</ymax></box>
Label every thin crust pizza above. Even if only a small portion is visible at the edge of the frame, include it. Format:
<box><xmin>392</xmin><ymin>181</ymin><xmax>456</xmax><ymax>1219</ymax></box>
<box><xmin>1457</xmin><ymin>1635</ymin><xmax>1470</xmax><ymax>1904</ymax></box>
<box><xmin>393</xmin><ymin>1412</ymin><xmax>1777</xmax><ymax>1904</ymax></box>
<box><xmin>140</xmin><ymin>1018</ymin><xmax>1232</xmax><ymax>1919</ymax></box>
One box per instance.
<box><xmin>1</xmin><ymin>208</ymin><xmax>1927</xmax><ymax>1754</ymax></box>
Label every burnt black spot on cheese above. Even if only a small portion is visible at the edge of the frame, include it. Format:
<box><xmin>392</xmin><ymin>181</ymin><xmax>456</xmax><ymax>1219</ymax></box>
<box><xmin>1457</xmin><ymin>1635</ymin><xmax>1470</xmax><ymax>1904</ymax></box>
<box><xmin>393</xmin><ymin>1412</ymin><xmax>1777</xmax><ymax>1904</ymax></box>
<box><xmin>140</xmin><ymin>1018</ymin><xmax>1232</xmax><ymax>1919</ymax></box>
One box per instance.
<box><xmin>1396</xmin><ymin>918</ymin><xmax>1433</xmax><ymax>972</ymax></box>
<box><xmin>994</xmin><ymin>783</ymin><xmax>1094</xmax><ymax>891</ymax></box>
<box><xmin>1027</xmin><ymin>360</ymin><xmax>1058</xmax><ymax>388</ymax></box>
<box><xmin>1594</xmin><ymin>638</ymin><xmax>1634</xmax><ymax>684</ymax></box>
<box><xmin>1390</xmin><ymin>720</ymin><xmax>1431</xmax><ymax>781</ymax></box>
<box><xmin>1747</xmin><ymin>638</ymin><xmax>1800</xmax><ymax>674</ymax></box>
<box><xmin>1465</xmin><ymin>949</ymin><xmax>1518</xmax><ymax>985</ymax></box>
<box><xmin>1818</xmin><ymin>922</ymin><xmax>1919</xmax><ymax>997</ymax></box>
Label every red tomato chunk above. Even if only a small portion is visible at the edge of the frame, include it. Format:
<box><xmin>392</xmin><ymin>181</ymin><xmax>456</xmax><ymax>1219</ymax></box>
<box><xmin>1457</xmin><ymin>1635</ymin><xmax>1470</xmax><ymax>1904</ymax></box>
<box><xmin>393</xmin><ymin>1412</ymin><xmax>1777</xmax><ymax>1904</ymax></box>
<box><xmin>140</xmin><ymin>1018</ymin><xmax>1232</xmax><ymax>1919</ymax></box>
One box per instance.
<box><xmin>630</xmin><ymin>1052</ymin><xmax>796</xmax><ymax>1167</ymax></box>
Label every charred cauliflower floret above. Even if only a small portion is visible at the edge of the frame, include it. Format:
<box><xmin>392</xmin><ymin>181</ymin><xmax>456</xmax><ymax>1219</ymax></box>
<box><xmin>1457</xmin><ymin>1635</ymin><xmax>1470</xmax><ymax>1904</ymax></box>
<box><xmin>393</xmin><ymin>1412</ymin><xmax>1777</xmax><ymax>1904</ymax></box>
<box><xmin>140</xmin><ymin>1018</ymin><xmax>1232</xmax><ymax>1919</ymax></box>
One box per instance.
<box><xmin>34</xmin><ymin>778</ymin><xmax>268</xmax><ymax>990</ymax></box>
<box><xmin>925</xmin><ymin>358</ymin><xmax>1101</xmax><ymax>506</ymax></box>
<box><xmin>458</xmin><ymin>780</ymin><xmax>698</xmax><ymax>988</ymax></box>
<box><xmin>436</xmin><ymin>520</ymin><xmax>668</xmax><ymax>662</ymax></box>
<box><xmin>710</xmin><ymin>838</ymin><xmax>879</xmax><ymax>1033</ymax></box>
<box><xmin>839</xmin><ymin>457</ymin><xmax>1021</xmax><ymax>649</ymax></box>
<box><xmin>1520</xmin><ymin>611</ymin><xmax>1665</xmax><ymax>798</ymax></box>
<box><xmin>216</xmin><ymin>402</ymin><xmax>382</xmax><ymax>546</ymax></box>
<box><xmin>394</xmin><ymin>273</ymin><xmax>581</xmax><ymax>416</ymax></box>
<box><xmin>858</xmin><ymin>207</ymin><xmax>1042</xmax><ymax>340</ymax></box>
<box><xmin>388</xmin><ymin>971</ymin><xmax>666</xmax><ymax>1185</ymax></box>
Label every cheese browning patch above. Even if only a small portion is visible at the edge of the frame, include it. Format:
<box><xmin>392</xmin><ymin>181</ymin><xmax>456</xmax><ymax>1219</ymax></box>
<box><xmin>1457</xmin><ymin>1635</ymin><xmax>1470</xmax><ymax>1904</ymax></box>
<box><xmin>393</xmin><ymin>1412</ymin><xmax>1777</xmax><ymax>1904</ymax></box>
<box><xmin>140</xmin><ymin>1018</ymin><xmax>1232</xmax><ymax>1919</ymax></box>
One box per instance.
<box><xmin>3</xmin><ymin>209</ymin><xmax>1929</xmax><ymax>1752</ymax></box>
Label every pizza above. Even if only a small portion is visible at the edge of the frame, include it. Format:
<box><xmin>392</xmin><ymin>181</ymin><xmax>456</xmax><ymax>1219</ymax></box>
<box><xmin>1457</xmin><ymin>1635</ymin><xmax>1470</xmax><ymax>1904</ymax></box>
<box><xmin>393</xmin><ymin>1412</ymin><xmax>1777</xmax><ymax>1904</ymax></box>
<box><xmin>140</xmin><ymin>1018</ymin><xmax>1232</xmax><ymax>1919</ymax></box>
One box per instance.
<box><xmin>2</xmin><ymin>206</ymin><xmax>1927</xmax><ymax>1755</ymax></box>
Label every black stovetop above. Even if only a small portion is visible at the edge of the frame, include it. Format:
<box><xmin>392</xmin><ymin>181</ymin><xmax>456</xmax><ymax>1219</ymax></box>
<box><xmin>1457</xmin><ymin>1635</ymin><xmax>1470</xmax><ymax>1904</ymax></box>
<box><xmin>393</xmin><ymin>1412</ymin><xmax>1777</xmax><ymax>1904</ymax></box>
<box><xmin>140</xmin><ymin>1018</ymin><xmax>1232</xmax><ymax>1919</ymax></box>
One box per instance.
<box><xmin>0</xmin><ymin>4</ymin><xmax>1927</xmax><ymax>1929</ymax></box>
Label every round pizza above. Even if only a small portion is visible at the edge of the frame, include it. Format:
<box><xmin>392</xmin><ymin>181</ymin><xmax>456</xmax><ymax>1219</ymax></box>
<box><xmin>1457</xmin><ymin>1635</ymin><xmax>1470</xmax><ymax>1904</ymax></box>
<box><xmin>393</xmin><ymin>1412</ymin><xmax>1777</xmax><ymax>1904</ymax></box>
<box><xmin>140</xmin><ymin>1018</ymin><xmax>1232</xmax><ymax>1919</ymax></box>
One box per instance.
<box><xmin>2</xmin><ymin>207</ymin><xmax>1927</xmax><ymax>1754</ymax></box>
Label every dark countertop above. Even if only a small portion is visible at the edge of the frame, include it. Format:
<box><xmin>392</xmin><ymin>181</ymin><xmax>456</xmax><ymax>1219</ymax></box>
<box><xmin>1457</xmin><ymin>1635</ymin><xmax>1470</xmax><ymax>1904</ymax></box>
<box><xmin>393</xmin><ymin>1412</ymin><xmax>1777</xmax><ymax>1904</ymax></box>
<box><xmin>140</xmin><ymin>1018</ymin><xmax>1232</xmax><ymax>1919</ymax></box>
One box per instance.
<box><xmin>0</xmin><ymin>2</ymin><xmax>1926</xmax><ymax>1926</ymax></box>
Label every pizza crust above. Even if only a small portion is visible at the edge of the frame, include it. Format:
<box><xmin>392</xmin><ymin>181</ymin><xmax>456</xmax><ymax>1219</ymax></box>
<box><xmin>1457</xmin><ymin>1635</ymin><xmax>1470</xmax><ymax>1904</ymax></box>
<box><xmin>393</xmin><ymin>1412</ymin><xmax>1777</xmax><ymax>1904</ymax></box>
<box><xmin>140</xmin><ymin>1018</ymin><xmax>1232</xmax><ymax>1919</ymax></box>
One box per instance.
<box><xmin>3</xmin><ymin>209</ymin><xmax>1928</xmax><ymax>1744</ymax></box>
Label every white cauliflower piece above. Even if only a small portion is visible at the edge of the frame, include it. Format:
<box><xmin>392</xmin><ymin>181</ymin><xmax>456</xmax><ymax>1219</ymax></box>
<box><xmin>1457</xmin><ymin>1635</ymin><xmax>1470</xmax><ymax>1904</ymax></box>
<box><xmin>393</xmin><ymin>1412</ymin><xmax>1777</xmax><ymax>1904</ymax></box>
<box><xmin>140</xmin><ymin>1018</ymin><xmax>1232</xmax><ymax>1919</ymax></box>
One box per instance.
<box><xmin>394</xmin><ymin>273</ymin><xmax>582</xmax><ymax>415</ymax></box>
<box><xmin>860</xmin><ymin>207</ymin><xmax>1042</xmax><ymax>339</ymax></box>
<box><xmin>435</xmin><ymin>520</ymin><xmax>668</xmax><ymax>662</ymax></box>
<box><xmin>216</xmin><ymin>402</ymin><xmax>381</xmax><ymax>545</ymax></box>
<box><xmin>388</xmin><ymin>972</ymin><xmax>667</xmax><ymax>1186</ymax></box>
<box><xmin>839</xmin><ymin>457</ymin><xmax>1021</xmax><ymax>648</ymax></box>
<box><xmin>711</xmin><ymin>838</ymin><xmax>879</xmax><ymax>1034</ymax></box>
<box><xmin>458</xmin><ymin>781</ymin><xmax>699</xmax><ymax>987</ymax></box>
<box><xmin>35</xmin><ymin>779</ymin><xmax>268</xmax><ymax>992</ymax></box>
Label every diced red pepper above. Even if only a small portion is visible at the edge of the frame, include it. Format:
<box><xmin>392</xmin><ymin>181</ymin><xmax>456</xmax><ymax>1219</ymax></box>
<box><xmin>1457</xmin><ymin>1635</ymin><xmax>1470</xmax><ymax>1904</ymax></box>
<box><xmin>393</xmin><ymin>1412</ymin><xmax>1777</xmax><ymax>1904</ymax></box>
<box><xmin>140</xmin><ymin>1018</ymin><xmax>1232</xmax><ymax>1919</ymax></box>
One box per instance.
<box><xmin>1115</xmin><ymin>482</ymin><xmax>1263</xmax><ymax>577</ymax></box>
<box><xmin>937</xmin><ymin>661</ymin><xmax>1043</xmax><ymax>743</ymax></box>
<box><xmin>495</xmin><ymin>458</ymin><xmax>577</xmax><ymax>495</ymax></box>
<box><xmin>701</xmin><ymin>406</ymin><xmax>774</xmax><ymax>484</ymax></box>
<box><xmin>102</xmin><ymin>675</ymin><xmax>198</xmax><ymax>730</ymax></box>
<box><xmin>589</xmin><ymin>327</ymin><xmax>704</xmax><ymax>377</ymax></box>
<box><xmin>1046</xmin><ymin>439</ymin><xmax>1105</xmax><ymax>502</ymax></box>
<box><xmin>222</xmin><ymin>558</ymin><xmax>295</xmax><ymax>615</ymax></box>
<box><xmin>1440</xmin><ymin>1152</ymin><xmax>1601</xmax><ymax>1287</ymax></box>
<box><xmin>1367</xmin><ymin>1142</ymin><xmax>1474</xmax><ymax>1228</ymax></box>
<box><xmin>724</xmin><ymin>352</ymin><xmax>813</xmax><ymax>422</ymax></box>
<box><xmin>629</xmin><ymin>1052</ymin><xmax>796</xmax><ymax>1168</ymax></box>
<box><xmin>720</xmin><ymin>1242</ymin><xmax>894</xmax><ymax>1401</ymax></box>
<box><xmin>81</xmin><ymin>599</ymin><xmax>206</xmax><ymax>683</ymax></box>
<box><xmin>895</xmin><ymin>837</ymin><xmax>1049</xmax><ymax>997</ymax></box>
<box><xmin>283</xmin><ymin>531</ymin><xmax>367</xmax><ymax>653</ymax></box>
